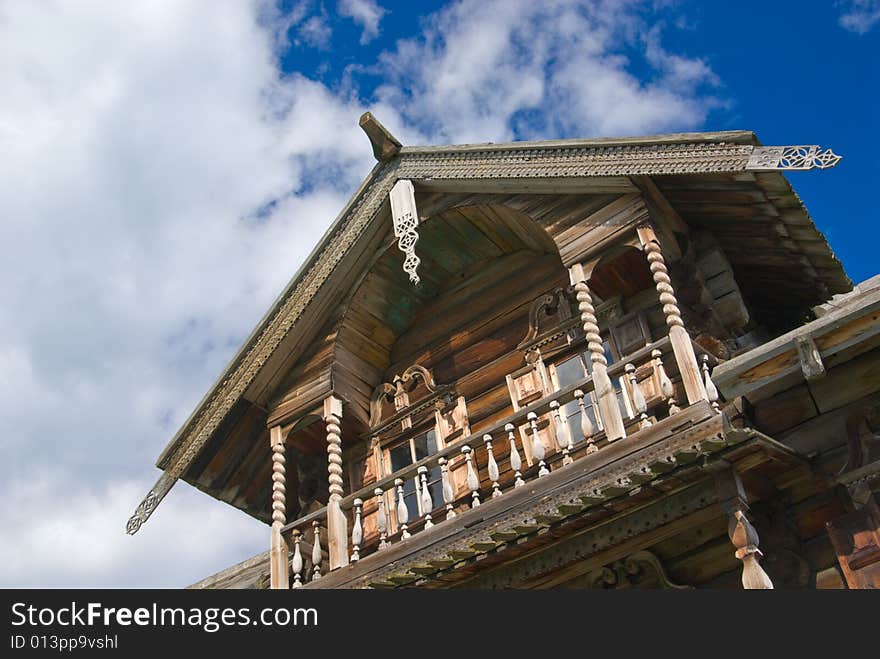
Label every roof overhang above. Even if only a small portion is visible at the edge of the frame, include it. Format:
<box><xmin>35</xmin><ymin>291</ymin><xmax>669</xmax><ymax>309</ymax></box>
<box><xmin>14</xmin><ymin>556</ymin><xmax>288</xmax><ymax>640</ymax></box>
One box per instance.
<box><xmin>126</xmin><ymin>122</ymin><xmax>846</xmax><ymax>535</ymax></box>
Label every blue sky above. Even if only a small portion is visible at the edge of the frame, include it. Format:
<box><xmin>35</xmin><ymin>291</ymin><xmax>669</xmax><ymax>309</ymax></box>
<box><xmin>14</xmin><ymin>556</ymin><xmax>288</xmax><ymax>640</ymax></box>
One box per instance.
<box><xmin>0</xmin><ymin>0</ymin><xmax>877</xmax><ymax>587</ymax></box>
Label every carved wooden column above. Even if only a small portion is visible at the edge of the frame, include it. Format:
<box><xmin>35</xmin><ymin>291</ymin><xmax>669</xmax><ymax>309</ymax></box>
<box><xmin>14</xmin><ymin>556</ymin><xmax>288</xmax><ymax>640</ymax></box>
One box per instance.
<box><xmin>324</xmin><ymin>395</ymin><xmax>349</xmax><ymax>570</ymax></box>
<box><xmin>716</xmin><ymin>469</ymin><xmax>773</xmax><ymax>589</ymax></box>
<box><xmin>637</xmin><ymin>223</ymin><xmax>706</xmax><ymax>406</ymax></box>
<box><xmin>569</xmin><ymin>263</ymin><xmax>626</xmax><ymax>441</ymax></box>
<box><xmin>269</xmin><ymin>425</ymin><xmax>289</xmax><ymax>589</ymax></box>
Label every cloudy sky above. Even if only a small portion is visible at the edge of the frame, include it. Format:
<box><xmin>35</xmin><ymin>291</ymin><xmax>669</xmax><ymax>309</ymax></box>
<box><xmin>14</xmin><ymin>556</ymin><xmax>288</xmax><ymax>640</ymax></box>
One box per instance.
<box><xmin>1</xmin><ymin>0</ymin><xmax>877</xmax><ymax>587</ymax></box>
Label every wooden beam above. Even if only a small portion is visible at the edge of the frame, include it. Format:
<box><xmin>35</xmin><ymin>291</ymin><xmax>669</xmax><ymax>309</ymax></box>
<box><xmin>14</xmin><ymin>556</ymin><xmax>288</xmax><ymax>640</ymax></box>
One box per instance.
<box><xmin>630</xmin><ymin>175</ymin><xmax>686</xmax><ymax>261</ymax></box>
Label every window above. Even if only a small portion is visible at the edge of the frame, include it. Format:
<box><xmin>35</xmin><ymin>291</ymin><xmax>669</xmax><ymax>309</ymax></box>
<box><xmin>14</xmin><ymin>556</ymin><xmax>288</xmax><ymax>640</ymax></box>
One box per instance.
<box><xmin>551</xmin><ymin>335</ymin><xmax>633</xmax><ymax>439</ymax></box>
<box><xmin>386</xmin><ymin>428</ymin><xmax>444</xmax><ymax>524</ymax></box>
<box><xmin>552</xmin><ymin>353</ymin><xmax>601</xmax><ymax>442</ymax></box>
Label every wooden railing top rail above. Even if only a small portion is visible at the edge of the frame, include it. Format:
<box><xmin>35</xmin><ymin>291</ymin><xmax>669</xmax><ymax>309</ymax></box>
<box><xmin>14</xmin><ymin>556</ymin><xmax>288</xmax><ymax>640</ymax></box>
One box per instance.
<box><xmin>280</xmin><ymin>507</ymin><xmax>327</xmax><ymax>536</ymax></box>
<box><xmin>280</xmin><ymin>336</ymin><xmax>677</xmax><ymax>537</ymax></box>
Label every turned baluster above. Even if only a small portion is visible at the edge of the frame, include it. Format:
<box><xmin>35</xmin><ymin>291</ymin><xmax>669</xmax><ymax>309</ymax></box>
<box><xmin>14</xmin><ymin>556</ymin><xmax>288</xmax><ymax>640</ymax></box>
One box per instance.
<box><xmin>574</xmin><ymin>389</ymin><xmax>597</xmax><ymax>454</ymax></box>
<box><xmin>350</xmin><ymin>498</ymin><xmax>363</xmax><ymax>562</ymax></box>
<box><xmin>653</xmin><ymin>349</ymin><xmax>679</xmax><ymax>415</ymax></box>
<box><xmin>483</xmin><ymin>433</ymin><xmax>502</xmax><ymax>498</ymax></box>
<box><xmin>291</xmin><ymin>529</ymin><xmax>303</xmax><ymax>588</ymax></box>
<box><xmin>438</xmin><ymin>457</ymin><xmax>456</xmax><ymax>519</ymax></box>
<box><xmin>505</xmin><ymin>423</ymin><xmax>525</xmax><ymax>488</ymax></box>
<box><xmin>550</xmin><ymin>400</ymin><xmax>574</xmax><ymax>465</ymax></box>
<box><xmin>395</xmin><ymin>478</ymin><xmax>410</xmax><ymax>539</ymax></box>
<box><xmin>311</xmin><ymin>520</ymin><xmax>322</xmax><ymax>580</ymax></box>
<box><xmin>702</xmin><ymin>355</ymin><xmax>720</xmax><ymax>413</ymax></box>
<box><xmin>418</xmin><ymin>466</ymin><xmax>434</xmax><ymax>529</ymax></box>
<box><xmin>461</xmin><ymin>445</ymin><xmax>481</xmax><ymax>507</ymax></box>
<box><xmin>374</xmin><ymin>487</ymin><xmax>388</xmax><ymax>550</ymax></box>
<box><xmin>626</xmin><ymin>363</ymin><xmax>651</xmax><ymax>429</ymax></box>
<box><xmin>527</xmin><ymin>411</ymin><xmax>549</xmax><ymax>477</ymax></box>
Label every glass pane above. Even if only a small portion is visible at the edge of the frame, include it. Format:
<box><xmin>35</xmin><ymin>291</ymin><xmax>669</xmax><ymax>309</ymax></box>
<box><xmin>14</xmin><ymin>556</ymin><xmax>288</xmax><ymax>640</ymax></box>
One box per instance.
<box><xmin>413</xmin><ymin>428</ymin><xmax>438</xmax><ymax>461</ymax></box>
<box><xmin>604</xmin><ymin>340</ymin><xmax>615</xmax><ymax>365</ymax></box>
<box><xmin>555</xmin><ymin>356</ymin><xmax>587</xmax><ymax>388</ymax></box>
<box><xmin>389</xmin><ymin>444</ymin><xmax>413</xmax><ymax>473</ymax></box>
<box><xmin>403</xmin><ymin>488</ymin><xmax>419</xmax><ymax>522</ymax></box>
<box><xmin>427</xmin><ymin>480</ymin><xmax>443</xmax><ymax>510</ymax></box>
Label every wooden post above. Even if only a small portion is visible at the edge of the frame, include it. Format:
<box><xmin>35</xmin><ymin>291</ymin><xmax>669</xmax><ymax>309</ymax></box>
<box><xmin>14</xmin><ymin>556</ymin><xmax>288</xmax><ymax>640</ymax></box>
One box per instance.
<box><xmin>637</xmin><ymin>223</ymin><xmax>707</xmax><ymax>406</ymax></box>
<box><xmin>269</xmin><ymin>425</ymin><xmax>289</xmax><ymax>589</ymax></box>
<box><xmin>324</xmin><ymin>395</ymin><xmax>349</xmax><ymax>570</ymax></box>
<box><xmin>569</xmin><ymin>263</ymin><xmax>626</xmax><ymax>441</ymax></box>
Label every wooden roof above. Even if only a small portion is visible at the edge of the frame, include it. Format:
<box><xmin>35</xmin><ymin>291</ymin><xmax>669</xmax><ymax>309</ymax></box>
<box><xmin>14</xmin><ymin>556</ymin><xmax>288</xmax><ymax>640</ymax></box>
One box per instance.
<box><xmin>126</xmin><ymin>123</ymin><xmax>849</xmax><ymax>535</ymax></box>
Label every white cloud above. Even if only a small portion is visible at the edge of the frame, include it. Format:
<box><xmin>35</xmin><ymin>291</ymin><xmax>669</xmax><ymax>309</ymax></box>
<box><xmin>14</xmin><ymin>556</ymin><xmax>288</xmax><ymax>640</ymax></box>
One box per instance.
<box><xmin>374</xmin><ymin>0</ymin><xmax>720</xmax><ymax>144</ymax></box>
<box><xmin>338</xmin><ymin>0</ymin><xmax>387</xmax><ymax>44</ymax></box>
<box><xmin>838</xmin><ymin>0</ymin><xmax>880</xmax><ymax>34</ymax></box>
<box><xmin>0</xmin><ymin>0</ymin><xmax>383</xmax><ymax>587</ymax></box>
<box><xmin>0</xmin><ymin>0</ymin><xmax>720</xmax><ymax>586</ymax></box>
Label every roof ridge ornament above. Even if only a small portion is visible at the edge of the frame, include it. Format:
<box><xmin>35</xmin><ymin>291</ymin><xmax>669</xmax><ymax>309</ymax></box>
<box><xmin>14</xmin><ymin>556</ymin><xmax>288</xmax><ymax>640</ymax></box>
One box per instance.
<box><xmin>359</xmin><ymin>112</ymin><xmax>402</xmax><ymax>162</ymax></box>
<box><xmin>390</xmin><ymin>179</ymin><xmax>421</xmax><ymax>285</ymax></box>
<box><xmin>747</xmin><ymin>145</ymin><xmax>842</xmax><ymax>171</ymax></box>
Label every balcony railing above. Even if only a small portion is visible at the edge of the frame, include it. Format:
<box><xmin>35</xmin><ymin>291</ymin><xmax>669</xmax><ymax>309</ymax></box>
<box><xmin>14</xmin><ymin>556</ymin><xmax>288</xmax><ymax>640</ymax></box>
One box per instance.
<box><xmin>279</xmin><ymin>336</ymin><xmax>721</xmax><ymax>587</ymax></box>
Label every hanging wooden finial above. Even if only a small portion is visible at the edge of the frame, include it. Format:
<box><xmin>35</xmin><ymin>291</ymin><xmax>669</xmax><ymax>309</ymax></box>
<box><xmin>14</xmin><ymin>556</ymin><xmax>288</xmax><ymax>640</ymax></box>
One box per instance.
<box><xmin>717</xmin><ymin>468</ymin><xmax>773</xmax><ymax>590</ymax></box>
<box><xmin>729</xmin><ymin>510</ymin><xmax>773</xmax><ymax>589</ymax></box>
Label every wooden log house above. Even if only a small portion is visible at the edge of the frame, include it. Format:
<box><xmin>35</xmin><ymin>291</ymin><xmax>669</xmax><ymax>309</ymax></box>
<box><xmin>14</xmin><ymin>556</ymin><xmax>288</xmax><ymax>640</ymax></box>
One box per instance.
<box><xmin>128</xmin><ymin>114</ymin><xmax>880</xmax><ymax>589</ymax></box>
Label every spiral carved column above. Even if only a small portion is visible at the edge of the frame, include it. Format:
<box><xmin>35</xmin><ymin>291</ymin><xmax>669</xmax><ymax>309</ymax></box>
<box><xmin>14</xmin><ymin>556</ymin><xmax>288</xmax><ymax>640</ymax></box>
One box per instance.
<box><xmin>569</xmin><ymin>263</ymin><xmax>626</xmax><ymax>441</ymax></box>
<box><xmin>637</xmin><ymin>223</ymin><xmax>706</xmax><ymax>406</ymax></box>
<box><xmin>268</xmin><ymin>425</ymin><xmax>289</xmax><ymax>589</ymax></box>
<box><xmin>324</xmin><ymin>395</ymin><xmax>349</xmax><ymax>570</ymax></box>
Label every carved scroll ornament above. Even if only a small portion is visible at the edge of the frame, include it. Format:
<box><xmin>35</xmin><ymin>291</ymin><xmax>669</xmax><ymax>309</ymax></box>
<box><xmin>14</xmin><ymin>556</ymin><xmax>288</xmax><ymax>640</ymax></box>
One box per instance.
<box><xmin>747</xmin><ymin>145</ymin><xmax>841</xmax><ymax>171</ymax></box>
<box><xmin>390</xmin><ymin>179</ymin><xmax>421</xmax><ymax>285</ymax></box>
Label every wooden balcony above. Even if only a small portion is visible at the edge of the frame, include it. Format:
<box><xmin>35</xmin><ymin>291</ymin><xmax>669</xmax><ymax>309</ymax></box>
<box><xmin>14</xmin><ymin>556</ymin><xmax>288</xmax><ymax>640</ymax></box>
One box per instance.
<box><xmin>274</xmin><ymin>336</ymin><xmax>761</xmax><ymax>588</ymax></box>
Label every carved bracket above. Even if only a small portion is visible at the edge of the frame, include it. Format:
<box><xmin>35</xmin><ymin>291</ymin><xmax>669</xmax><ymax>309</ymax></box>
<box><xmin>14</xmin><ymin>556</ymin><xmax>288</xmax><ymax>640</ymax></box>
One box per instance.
<box><xmin>390</xmin><ymin>179</ymin><xmax>421</xmax><ymax>285</ymax></box>
<box><xmin>747</xmin><ymin>145</ymin><xmax>841</xmax><ymax>171</ymax></box>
